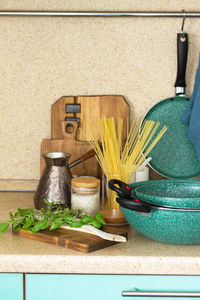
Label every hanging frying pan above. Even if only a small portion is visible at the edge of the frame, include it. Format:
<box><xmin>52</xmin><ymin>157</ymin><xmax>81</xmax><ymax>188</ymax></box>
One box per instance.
<box><xmin>143</xmin><ymin>31</ymin><xmax>200</xmax><ymax>179</ymax></box>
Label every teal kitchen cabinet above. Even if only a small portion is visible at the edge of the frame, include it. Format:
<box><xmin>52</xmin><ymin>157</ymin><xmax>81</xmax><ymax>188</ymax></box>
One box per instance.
<box><xmin>0</xmin><ymin>273</ymin><xmax>23</xmax><ymax>300</ymax></box>
<box><xmin>26</xmin><ymin>274</ymin><xmax>200</xmax><ymax>300</ymax></box>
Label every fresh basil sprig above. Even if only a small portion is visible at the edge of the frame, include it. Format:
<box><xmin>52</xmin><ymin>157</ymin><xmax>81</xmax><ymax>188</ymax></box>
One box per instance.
<box><xmin>0</xmin><ymin>200</ymin><xmax>106</xmax><ymax>234</ymax></box>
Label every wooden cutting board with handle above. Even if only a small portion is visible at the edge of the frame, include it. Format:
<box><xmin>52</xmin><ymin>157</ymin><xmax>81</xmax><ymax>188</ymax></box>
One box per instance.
<box><xmin>40</xmin><ymin>120</ymin><xmax>99</xmax><ymax>177</ymax></box>
<box><xmin>51</xmin><ymin>95</ymin><xmax>130</xmax><ymax>141</ymax></box>
<box><xmin>13</xmin><ymin>225</ymin><xmax>128</xmax><ymax>253</ymax></box>
<box><xmin>40</xmin><ymin>95</ymin><xmax>129</xmax><ymax>178</ymax></box>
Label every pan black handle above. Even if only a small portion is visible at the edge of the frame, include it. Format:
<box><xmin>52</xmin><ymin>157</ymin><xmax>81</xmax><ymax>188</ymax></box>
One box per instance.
<box><xmin>174</xmin><ymin>32</ymin><xmax>188</xmax><ymax>92</ymax></box>
<box><xmin>116</xmin><ymin>197</ymin><xmax>152</xmax><ymax>213</ymax></box>
<box><xmin>108</xmin><ymin>179</ymin><xmax>132</xmax><ymax>199</ymax></box>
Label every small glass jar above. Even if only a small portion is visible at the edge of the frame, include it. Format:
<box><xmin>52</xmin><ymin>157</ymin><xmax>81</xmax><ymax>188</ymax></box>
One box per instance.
<box><xmin>71</xmin><ymin>176</ymin><xmax>100</xmax><ymax>216</ymax></box>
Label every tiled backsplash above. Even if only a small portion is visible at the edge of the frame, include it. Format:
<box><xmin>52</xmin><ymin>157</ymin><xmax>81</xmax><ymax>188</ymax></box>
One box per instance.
<box><xmin>1</xmin><ymin>1</ymin><xmax>200</xmax><ymax>187</ymax></box>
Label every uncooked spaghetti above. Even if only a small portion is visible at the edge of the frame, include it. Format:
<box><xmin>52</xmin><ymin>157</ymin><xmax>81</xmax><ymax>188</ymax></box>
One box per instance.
<box><xmin>89</xmin><ymin>117</ymin><xmax>168</xmax><ymax>208</ymax></box>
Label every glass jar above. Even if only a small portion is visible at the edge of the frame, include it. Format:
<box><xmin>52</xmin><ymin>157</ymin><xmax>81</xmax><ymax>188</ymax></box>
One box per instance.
<box><xmin>71</xmin><ymin>176</ymin><xmax>100</xmax><ymax>216</ymax></box>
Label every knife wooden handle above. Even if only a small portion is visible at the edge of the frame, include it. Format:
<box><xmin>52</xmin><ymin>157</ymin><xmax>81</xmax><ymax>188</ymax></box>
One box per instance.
<box><xmin>68</xmin><ymin>149</ymin><xmax>96</xmax><ymax>168</ymax></box>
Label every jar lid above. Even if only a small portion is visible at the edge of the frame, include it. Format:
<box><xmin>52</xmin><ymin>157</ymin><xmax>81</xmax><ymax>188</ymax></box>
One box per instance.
<box><xmin>71</xmin><ymin>176</ymin><xmax>100</xmax><ymax>189</ymax></box>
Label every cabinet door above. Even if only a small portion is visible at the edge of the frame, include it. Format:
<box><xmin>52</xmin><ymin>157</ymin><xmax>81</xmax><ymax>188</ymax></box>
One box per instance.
<box><xmin>26</xmin><ymin>274</ymin><xmax>200</xmax><ymax>300</ymax></box>
<box><xmin>0</xmin><ymin>273</ymin><xmax>23</xmax><ymax>300</ymax></box>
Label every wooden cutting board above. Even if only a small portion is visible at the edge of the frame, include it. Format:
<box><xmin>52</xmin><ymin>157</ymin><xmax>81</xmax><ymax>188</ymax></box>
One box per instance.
<box><xmin>40</xmin><ymin>95</ymin><xmax>129</xmax><ymax>178</ymax></box>
<box><xmin>40</xmin><ymin>120</ymin><xmax>99</xmax><ymax>177</ymax></box>
<box><xmin>51</xmin><ymin>95</ymin><xmax>130</xmax><ymax>141</ymax></box>
<box><xmin>13</xmin><ymin>225</ymin><xmax>128</xmax><ymax>253</ymax></box>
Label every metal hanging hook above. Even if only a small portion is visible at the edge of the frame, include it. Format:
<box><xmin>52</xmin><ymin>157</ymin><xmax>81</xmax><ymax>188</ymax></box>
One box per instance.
<box><xmin>181</xmin><ymin>10</ymin><xmax>186</xmax><ymax>32</ymax></box>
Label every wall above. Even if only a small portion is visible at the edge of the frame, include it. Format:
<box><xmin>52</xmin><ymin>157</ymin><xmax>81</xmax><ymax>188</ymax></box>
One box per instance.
<box><xmin>0</xmin><ymin>1</ymin><xmax>200</xmax><ymax>184</ymax></box>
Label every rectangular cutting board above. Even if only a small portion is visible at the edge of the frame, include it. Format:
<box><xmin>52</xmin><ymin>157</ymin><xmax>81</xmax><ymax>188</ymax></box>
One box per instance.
<box><xmin>13</xmin><ymin>225</ymin><xmax>128</xmax><ymax>253</ymax></box>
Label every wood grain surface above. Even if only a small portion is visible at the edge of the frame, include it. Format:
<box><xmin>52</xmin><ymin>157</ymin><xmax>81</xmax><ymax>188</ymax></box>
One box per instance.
<box><xmin>51</xmin><ymin>95</ymin><xmax>130</xmax><ymax>141</ymax></box>
<box><xmin>40</xmin><ymin>120</ymin><xmax>98</xmax><ymax>177</ymax></box>
<box><xmin>13</xmin><ymin>225</ymin><xmax>128</xmax><ymax>253</ymax></box>
<box><xmin>40</xmin><ymin>95</ymin><xmax>130</xmax><ymax>178</ymax></box>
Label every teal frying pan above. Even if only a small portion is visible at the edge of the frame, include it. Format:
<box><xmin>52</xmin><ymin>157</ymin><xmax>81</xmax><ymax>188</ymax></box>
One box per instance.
<box><xmin>134</xmin><ymin>180</ymin><xmax>200</xmax><ymax>208</ymax></box>
<box><xmin>143</xmin><ymin>32</ymin><xmax>200</xmax><ymax>178</ymax></box>
<box><xmin>109</xmin><ymin>179</ymin><xmax>200</xmax><ymax>244</ymax></box>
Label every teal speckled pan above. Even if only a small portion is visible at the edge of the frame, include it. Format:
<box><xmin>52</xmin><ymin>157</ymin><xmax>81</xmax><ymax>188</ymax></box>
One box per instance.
<box><xmin>142</xmin><ymin>32</ymin><xmax>200</xmax><ymax>179</ymax></box>
<box><xmin>109</xmin><ymin>179</ymin><xmax>200</xmax><ymax>244</ymax></box>
<box><xmin>119</xmin><ymin>205</ymin><xmax>200</xmax><ymax>245</ymax></box>
<box><xmin>143</xmin><ymin>98</ymin><xmax>200</xmax><ymax>178</ymax></box>
<box><xmin>108</xmin><ymin>32</ymin><xmax>200</xmax><ymax>245</ymax></box>
<box><xmin>134</xmin><ymin>179</ymin><xmax>200</xmax><ymax>208</ymax></box>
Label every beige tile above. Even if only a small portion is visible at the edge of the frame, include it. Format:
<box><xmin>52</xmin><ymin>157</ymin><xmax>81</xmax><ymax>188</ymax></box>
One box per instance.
<box><xmin>0</xmin><ymin>180</ymin><xmax>38</xmax><ymax>191</ymax></box>
<box><xmin>0</xmin><ymin>2</ymin><xmax>200</xmax><ymax>180</ymax></box>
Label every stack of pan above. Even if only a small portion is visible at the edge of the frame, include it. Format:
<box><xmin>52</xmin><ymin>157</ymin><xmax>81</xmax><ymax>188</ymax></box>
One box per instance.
<box><xmin>109</xmin><ymin>30</ymin><xmax>200</xmax><ymax>245</ymax></box>
<box><xmin>109</xmin><ymin>179</ymin><xmax>200</xmax><ymax>245</ymax></box>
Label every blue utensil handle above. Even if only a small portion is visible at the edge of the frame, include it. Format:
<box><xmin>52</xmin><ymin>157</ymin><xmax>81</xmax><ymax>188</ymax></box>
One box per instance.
<box><xmin>116</xmin><ymin>197</ymin><xmax>152</xmax><ymax>213</ymax></box>
<box><xmin>108</xmin><ymin>179</ymin><xmax>132</xmax><ymax>199</ymax></box>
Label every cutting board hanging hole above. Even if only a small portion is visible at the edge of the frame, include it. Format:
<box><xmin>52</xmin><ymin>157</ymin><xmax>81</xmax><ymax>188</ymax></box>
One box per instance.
<box><xmin>65</xmin><ymin>123</ymin><xmax>74</xmax><ymax>134</ymax></box>
<box><xmin>40</xmin><ymin>119</ymin><xmax>99</xmax><ymax>177</ymax></box>
<box><xmin>61</xmin><ymin>121</ymin><xmax>78</xmax><ymax>139</ymax></box>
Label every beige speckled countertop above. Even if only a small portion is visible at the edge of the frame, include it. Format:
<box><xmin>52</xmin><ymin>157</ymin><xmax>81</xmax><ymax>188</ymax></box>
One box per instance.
<box><xmin>1</xmin><ymin>191</ymin><xmax>200</xmax><ymax>275</ymax></box>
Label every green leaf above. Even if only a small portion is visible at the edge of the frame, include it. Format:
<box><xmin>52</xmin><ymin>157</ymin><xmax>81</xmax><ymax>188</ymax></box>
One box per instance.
<box><xmin>46</xmin><ymin>210</ymin><xmax>52</xmax><ymax>217</ymax></box>
<box><xmin>63</xmin><ymin>215</ymin><xmax>74</xmax><ymax>223</ymax></box>
<box><xmin>53</xmin><ymin>217</ymin><xmax>63</xmax><ymax>224</ymax></box>
<box><xmin>31</xmin><ymin>219</ymin><xmax>49</xmax><ymax>233</ymax></box>
<box><xmin>80</xmin><ymin>215</ymin><xmax>94</xmax><ymax>224</ymax></box>
<box><xmin>50</xmin><ymin>220</ymin><xmax>63</xmax><ymax>231</ymax></box>
<box><xmin>9</xmin><ymin>212</ymin><xmax>14</xmax><ymax>222</ymax></box>
<box><xmin>80</xmin><ymin>216</ymin><xmax>103</xmax><ymax>228</ymax></box>
<box><xmin>15</xmin><ymin>208</ymin><xmax>33</xmax><ymax>217</ymax></box>
<box><xmin>13</xmin><ymin>225</ymin><xmax>22</xmax><ymax>231</ymax></box>
<box><xmin>95</xmin><ymin>212</ymin><xmax>106</xmax><ymax>225</ymax></box>
<box><xmin>91</xmin><ymin>219</ymin><xmax>101</xmax><ymax>229</ymax></box>
<box><xmin>1</xmin><ymin>203</ymin><xmax>106</xmax><ymax>235</ymax></box>
<box><xmin>70</xmin><ymin>221</ymin><xmax>83</xmax><ymax>228</ymax></box>
<box><xmin>0</xmin><ymin>222</ymin><xmax>10</xmax><ymax>234</ymax></box>
<box><xmin>22</xmin><ymin>217</ymin><xmax>34</xmax><ymax>229</ymax></box>
<box><xmin>13</xmin><ymin>219</ymin><xmax>23</xmax><ymax>230</ymax></box>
